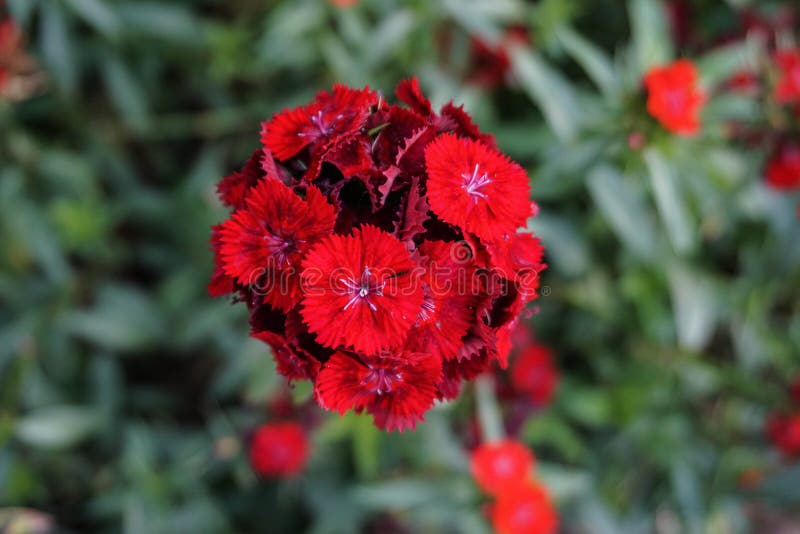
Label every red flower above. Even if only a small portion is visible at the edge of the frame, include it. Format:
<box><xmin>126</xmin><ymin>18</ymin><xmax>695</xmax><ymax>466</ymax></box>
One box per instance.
<box><xmin>425</xmin><ymin>134</ymin><xmax>531</xmax><ymax>241</ymax></box>
<box><xmin>315</xmin><ymin>351</ymin><xmax>442</xmax><ymax>431</ymax></box>
<box><xmin>766</xmin><ymin>413</ymin><xmax>800</xmax><ymax>458</ymax></box>
<box><xmin>643</xmin><ymin>60</ymin><xmax>705</xmax><ymax>135</ymax></box>
<box><xmin>765</xmin><ymin>142</ymin><xmax>800</xmax><ymax>190</ymax></box>
<box><xmin>249</xmin><ymin>422</ymin><xmax>309</xmax><ymax>477</ymax></box>
<box><xmin>218</xmin><ymin>179</ymin><xmax>336</xmax><ymax>310</ymax></box>
<box><xmin>774</xmin><ymin>48</ymin><xmax>800</xmax><ymax>104</ymax></box>
<box><xmin>491</xmin><ymin>482</ymin><xmax>558</xmax><ymax>534</ymax></box>
<box><xmin>301</xmin><ymin>225</ymin><xmax>424</xmax><ymax>354</ymax></box>
<box><xmin>510</xmin><ymin>344</ymin><xmax>558</xmax><ymax>406</ymax></box>
<box><xmin>471</xmin><ymin>440</ymin><xmax>535</xmax><ymax>496</ymax></box>
<box><xmin>261</xmin><ymin>85</ymin><xmax>378</xmax><ymax>161</ymax></box>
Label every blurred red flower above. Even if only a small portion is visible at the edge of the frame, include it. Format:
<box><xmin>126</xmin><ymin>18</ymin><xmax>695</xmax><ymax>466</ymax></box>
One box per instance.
<box><xmin>773</xmin><ymin>48</ymin><xmax>800</xmax><ymax>104</ymax></box>
<box><xmin>470</xmin><ymin>439</ymin><xmax>535</xmax><ymax>496</ymax></box>
<box><xmin>765</xmin><ymin>143</ymin><xmax>800</xmax><ymax>190</ymax></box>
<box><xmin>766</xmin><ymin>413</ymin><xmax>800</xmax><ymax>458</ymax></box>
<box><xmin>643</xmin><ymin>60</ymin><xmax>706</xmax><ymax>135</ymax></box>
<box><xmin>491</xmin><ymin>482</ymin><xmax>558</xmax><ymax>534</ymax></box>
<box><xmin>510</xmin><ymin>344</ymin><xmax>558</xmax><ymax>406</ymax></box>
<box><xmin>249</xmin><ymin>422</ymin><xmax>309</xmax><ymax>477</ymax></box>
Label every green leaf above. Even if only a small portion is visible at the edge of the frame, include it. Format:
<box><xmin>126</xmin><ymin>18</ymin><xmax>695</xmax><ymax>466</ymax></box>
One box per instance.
<box><xmin>510</xmin><ymin>46</ymin><xmax>581</xmax><ymax>142</ymax></box>
<box><xmin>64</xmin><ymin>286</ymin><xmax>163</xmax><ymax>351</ymax></box>
<box><xmin>63</xmin><ymin>0</ymin><xmax>121</xmax><ymax>38</ymax></box>
<box><xmin>351</xmin><ymin>415</ymin><xmax>380</xmax><ymax>479</ymax></box>
<box><xmin>527</xmin><ymin>214</ymin><xmax>590</xmax><ymax>277</ymax></box>
<box><xmin>560</xmin><ymin>386</ymin><xmax>613</xmax><ymax>427</ymax></box>
<box><xmin>587</xmin><ymin>165</ymin><xmax>658</xmax><ymax>260</ymax></box>
<box><xmin>442</xmin><ymin>0</ymin><xmax>523</xmax><ymax>38</ymax></box>
<box><xmin>644</xmin><ymin>148</ymin><xmax>696</xmax><ymax>254</ymax></box>
<box><xmin>364</xmin><ymin>10</ymin><xmax>416</xmax><ymax>66</ymax></box>
<box><xmin>16</xmin><ymin>406</ymin><xmax>100</xmax><ymax>449</ymax></box>
<box><xmin>7</xmin><ymin>0</ymin><xmax>40</xmax><ymax>26</ymax></box>
<box><xmin>115</xmin><ymin>2</ymin><xmax>206</xmax><ymax>44</ymax></box>
<box><xmin>697</xmin><ymin>41</ymin><xmax>753</xmax><ymax>89</ymax></box>
<box><xmin>754</xmin><ymin>463</ymin><xmax>800</xmax><ymax>505</ymax></box>
<box><xmin>475</xmin><ymin>375</ymin><xmax>504</xmax><ymax>442</ymax></box>
<box><xmin>350</xmin><ymin>479</ymin><xmax>474</xmax><ymax>510</ymax></box>
<box><xmin>39</xmin><ymin>1</ymin><xmax>78</xmax><ymax>94</ymax></box>
<box><xmin>628</xmin><ymin>0</ymin><xmax>673</xmax><ymax>73</ymax></box>
<box><xmin>101</xmin><ymin>54</ymin><xmax>151</xmax><ymax>134</ymax></box>
<box><xmin>556</xmin><ymin>26</ymin><xmax>618</xmax><ymax>96</ymax></box>
<box><xmin>667</xmin><ymin>264</ymin><xmax>718</xmax><ymax>351</ymax></box>
<box><xmin>537</xmin><ymin>462</ymin><xmax>592</xmax><ymax>501</ymax></box>
<box><xmin>671</xmin><ymin>461</ymin><xmax>705</xmax><ymax>531</ymax></box>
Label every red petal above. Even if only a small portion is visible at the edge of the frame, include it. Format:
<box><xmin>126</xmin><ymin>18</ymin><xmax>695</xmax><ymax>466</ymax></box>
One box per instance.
<box><xmin>395</xmin><ymin>77</ymin><xmax>432</xmax><ymax>115</ymax></box>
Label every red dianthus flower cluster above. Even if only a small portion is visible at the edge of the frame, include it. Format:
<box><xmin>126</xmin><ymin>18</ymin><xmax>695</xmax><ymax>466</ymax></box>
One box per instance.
<box><xmin>210</xmin><ymin>78</ymin><xmax>545</xmax><ymax>431</ymax></box>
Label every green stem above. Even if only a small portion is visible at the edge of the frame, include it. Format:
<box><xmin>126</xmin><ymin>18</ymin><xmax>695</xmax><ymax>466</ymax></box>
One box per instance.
<box><xmin>475</xmin><ymin>374</ymin><xmax>504</xmax><ymax>443</ymax></box>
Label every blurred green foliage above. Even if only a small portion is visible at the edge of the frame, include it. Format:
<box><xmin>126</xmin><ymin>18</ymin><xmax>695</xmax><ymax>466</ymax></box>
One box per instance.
<box><xmin>1</xmin><ymin>0</ymin><xmax>799</xmax><ymax>532</ymax></box>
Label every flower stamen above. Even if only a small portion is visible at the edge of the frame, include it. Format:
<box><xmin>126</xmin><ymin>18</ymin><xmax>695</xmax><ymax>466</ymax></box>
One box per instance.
<box><xmin>341</xmin><ymin>266</ymin><xmax>386</xmax><ymax>312</ymax></box>
<box><xmin>462</xmin><ymin>163</ymin><xmax>492</xmax><ymax>203</ymax></box>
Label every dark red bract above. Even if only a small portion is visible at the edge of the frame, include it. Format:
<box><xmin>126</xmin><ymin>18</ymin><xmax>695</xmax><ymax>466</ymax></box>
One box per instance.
<box><xmin>210</xmin><ymin>79</ymin><xmax>546</xmax><ymax>431</ymax></box>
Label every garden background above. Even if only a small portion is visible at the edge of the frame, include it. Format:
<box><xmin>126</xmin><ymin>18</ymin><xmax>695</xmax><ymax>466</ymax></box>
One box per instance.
<box><xmin>1</xmin><ymin>0</ymin><xmax>799</xmax><ymax>532</ymax></box>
